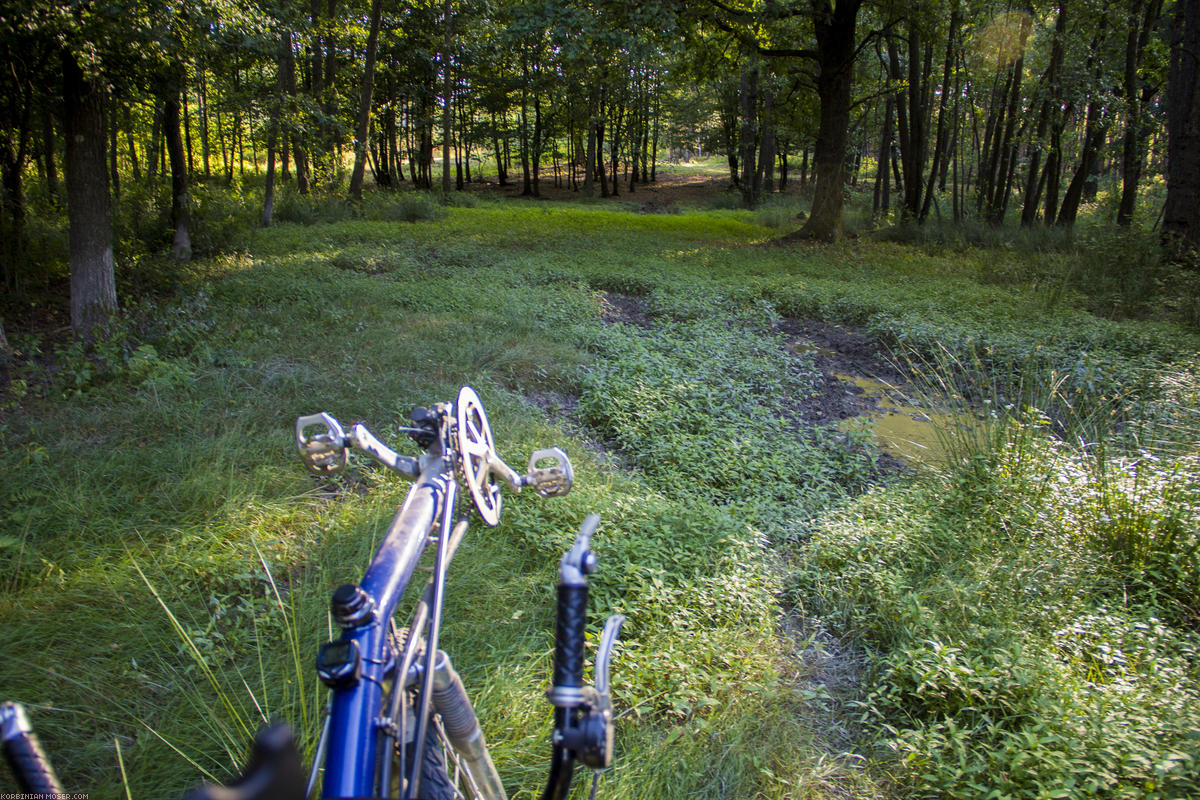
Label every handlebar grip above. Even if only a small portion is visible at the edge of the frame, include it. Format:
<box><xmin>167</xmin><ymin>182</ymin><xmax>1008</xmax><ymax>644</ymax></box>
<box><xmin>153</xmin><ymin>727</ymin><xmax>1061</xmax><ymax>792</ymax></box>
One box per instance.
<box><xmin>1</xmin><ymin>704</ymin><xmax>63</xmax><ymax>794</ymax></box>
<box><xmin>553</xmin><ymin>584</ymin><xmax>589</xmax><ymax>690</ymax></box>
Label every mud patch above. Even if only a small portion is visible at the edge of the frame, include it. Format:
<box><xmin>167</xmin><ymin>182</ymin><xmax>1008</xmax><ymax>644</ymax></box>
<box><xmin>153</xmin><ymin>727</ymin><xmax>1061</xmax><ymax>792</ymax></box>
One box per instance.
<box><xmin>775</xmin><ymin>318</ymin><xmax>900</xmax><ymax>425</ymax></box>
<box><xmin>598</xmin><ymin>292</ymin><xmax>654</xmax><ymax>328</ymax></box>
<box><xmin>777</xmin><ymin>318</ymin><xmax>963</xmax><ymax>467</ymax></box>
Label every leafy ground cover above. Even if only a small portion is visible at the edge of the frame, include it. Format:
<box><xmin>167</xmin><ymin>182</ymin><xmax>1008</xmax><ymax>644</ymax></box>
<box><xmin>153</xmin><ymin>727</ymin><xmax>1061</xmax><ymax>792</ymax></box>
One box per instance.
<box><xmin>1</xmin><ymin>181</ymin><xmax>1198</xmax><ymax>799</ymax></box>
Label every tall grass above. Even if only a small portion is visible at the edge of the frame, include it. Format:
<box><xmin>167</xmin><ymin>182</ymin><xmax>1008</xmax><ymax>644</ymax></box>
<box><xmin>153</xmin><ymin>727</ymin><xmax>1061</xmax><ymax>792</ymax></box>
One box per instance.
<box><xmin>790</xmin><ymin>347</ymin><xmax>1200</xmax><ymax>798</ymax></box>
<box><xmin>3</xmin><ymin>188</ymin><xmax>1197</xmax><ymax>799</ymax></box>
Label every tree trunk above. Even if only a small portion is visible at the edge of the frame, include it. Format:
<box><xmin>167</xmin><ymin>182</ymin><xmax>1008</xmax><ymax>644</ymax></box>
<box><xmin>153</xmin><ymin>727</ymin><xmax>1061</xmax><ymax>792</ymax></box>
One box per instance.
<box><xmin>901</xmin><ymin>26</ymin><xmax>927</xmax><ymax>219</ymax></box>
<box><xmin>739</xmin><ymin>63</ymin><xmax>760</xmax><ymax>207</ymax></box>
<box><xmin>1058</xmin><ymin>103</ymin><xmax>1108</xmax><ymax>226</ymax></box>
<box><xmin>1021</xmin><ymin>0</ymin><xmax>1068</xmax><ymax>226</ymax></box>
<box><xmin>609</xmin><ymin>102</ymin><xmax>623</xmax><ymax>197</ymax></box>
<box><xmin>874</xmin><ymin>96</ymin><xmax>894</xmax><ymax>216</ymax></box>
<box><xmin>1</xmin><ymin>67</ymin><xmax>31</xmax><ymax>289</ymax></box>
<box><xmin>797</xmin><ymin>0</ymin><xmax>862</xmax><ymax>241</ymax></box>
<box><xmin>532</xmin><ymin>90</ymin><xmax>543</xmax><ymax>197</ymax></box>
<box><xmin>263</xmin><ymin>56</ymin><xmax>286</xmax><ymax>227</ymax></box>
<box><xmin>986</xmin><ymin>10</ymin><xmax>1031</xmax><ymax>222</ymax></box>
<box><xmin>596</xmin><ymin>119</ymin><xmax>608</xmax><ymax>197</ymax></box>
<box><xmin>349</xmin><ymin>0</ymin><xmax>384</xmax><ymax>200</ymax></box>
<box><xmin>1164</xmin><ymin>0</ymin><xmax>1200</xmax><ymax>253</ymax></box>
<box><xmin>199</xmin><ymin>71</ymin><xmax>211</xmax><ymax>178</ymax></box>
<box><xmin>492</xmin><ymin>112</ymin><xmax>507</xmax><ymax>186</ymax></box>
<box><xmin>440</xmin><ymin>0</ymin><xmax>453</xmax><ymax>194</ymax></box>
<box><xmin>108</xmin><ymin>107</ymin><xmax>120</xmax><ymax>200</ymax></box>
<box><xmin>920</xmin><ymin>0</ymin><xmax>959</xmax><ymax>223</ymax></box>
<box><xmin>1117</xmin><ymin>0</ymin><xmax>1165</xmax><ymax>226</ymax></box>
<box><xmin>42</xmin><ymin>108</ymin><xmax>59</xmax><ymax>199</ymax></box>
<box><xmin>163</xmin><ymin>81</ymin><xmax>192</xmax><ymax>262</ymax></box>
<box><xmin>583</xmin><ymin>93</ymin><xmax>596</xmax><ymax>197</ymax></box>
<box><xmin>519</xmin><ymin>52</ymin><xmax>532</xmax><ymax>195</ymax></box>
<box><xmin>62</xmin><ymin>51</ymin><xmax>117</xmax><ymax>335</ymax></box>
<box><xmin>759</xmin><ymin>89</ymin><xmax>776</xmax><ymax>193</ymax></box>
<box><xmin>283</xmin><ymin>30</ymin><xmax>309</xmax><ymax>194</ymax></box>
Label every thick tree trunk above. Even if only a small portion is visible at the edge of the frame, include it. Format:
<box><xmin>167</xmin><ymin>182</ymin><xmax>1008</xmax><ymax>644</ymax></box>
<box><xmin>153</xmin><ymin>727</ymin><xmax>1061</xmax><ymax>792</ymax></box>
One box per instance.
<box><xmin>759</xmin><ymin>90</ymin><xmax>776</xmax><ymax>193</ymax></box>
<box><xmin>349</xmin><ymin>0</ymin><xmax>383</xmax><ymax>200</ymax></box>
<box><xmin>62</xmin><ymin>51</ymin><xmax>117</xmax><ymax>335</ymax></box>
<box><xmin>1164</xmin><ymin>0</ymin><xmax>1200</xmax><ymax>252</ymax></box>
<box><xmin>901</xmin><ymin>27</ymin><xmax>927</xmax><ymax>218</ymax></box>
<box><xmin>797</xmin><ymin>0</ymin><xmax>862</xmax><ymax>241</ymax></box>
<box><xmin>1058</xmin><ymin>103</ymin><xmax>1107</xmax><ymax>226</ymax></box>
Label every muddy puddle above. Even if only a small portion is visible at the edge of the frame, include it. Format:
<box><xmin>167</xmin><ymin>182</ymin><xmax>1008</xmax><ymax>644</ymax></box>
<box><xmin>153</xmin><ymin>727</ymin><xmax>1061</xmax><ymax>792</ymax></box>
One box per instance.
<box><xmin>777</xmin><ymin>319</ymin><xmax>969</xmax><ymax>468</ymax></box>
<box><xmin>835</xmin><ymin>374</ymin><xmax>965</xmax><ymax>464</ymax></box>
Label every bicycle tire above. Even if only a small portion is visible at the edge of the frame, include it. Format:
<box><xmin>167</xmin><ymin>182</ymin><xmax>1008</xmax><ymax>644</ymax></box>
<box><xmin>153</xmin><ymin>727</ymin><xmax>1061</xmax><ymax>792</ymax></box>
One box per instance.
<box><xmin>395</xmin><ymin>717</ymin><xmax>456</xmax><ymax>800</ymax></box>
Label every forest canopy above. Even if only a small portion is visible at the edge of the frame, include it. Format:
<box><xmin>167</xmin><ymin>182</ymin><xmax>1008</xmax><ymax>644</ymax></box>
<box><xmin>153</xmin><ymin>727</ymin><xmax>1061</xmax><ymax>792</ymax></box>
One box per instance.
<box><xmin>2</xmin><ymin>0</ymin><xmax>1200</xmax><ymax>334</ymax></box>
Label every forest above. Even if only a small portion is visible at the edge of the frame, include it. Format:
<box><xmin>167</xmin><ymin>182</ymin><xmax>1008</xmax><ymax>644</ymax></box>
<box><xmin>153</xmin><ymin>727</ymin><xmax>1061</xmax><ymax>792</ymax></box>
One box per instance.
<box><xmin>2</xmin><ymin>0</ymin><xmax>1200</xmax><ymax>799</ymax></box>
<box><xmin>3</xmin><ymin>0</ymin><xmax>1200</xmax><ymax>336</ymax></box>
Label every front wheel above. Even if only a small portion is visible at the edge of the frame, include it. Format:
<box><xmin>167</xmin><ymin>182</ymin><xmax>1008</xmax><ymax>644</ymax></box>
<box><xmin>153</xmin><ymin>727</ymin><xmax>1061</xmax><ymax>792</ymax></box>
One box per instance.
<box><xmin>393</xmin><ymin>719</ymin><xmax>456</xmax><ymax>800</ymax></box>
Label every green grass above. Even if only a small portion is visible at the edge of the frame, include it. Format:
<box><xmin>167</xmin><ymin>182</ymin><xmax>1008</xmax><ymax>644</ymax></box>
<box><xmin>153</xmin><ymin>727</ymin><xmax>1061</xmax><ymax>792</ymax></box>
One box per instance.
<box><xmin>2</xmin><ymin>189</ymin><xmax>1198</xmax><ymax>798</ymax></box>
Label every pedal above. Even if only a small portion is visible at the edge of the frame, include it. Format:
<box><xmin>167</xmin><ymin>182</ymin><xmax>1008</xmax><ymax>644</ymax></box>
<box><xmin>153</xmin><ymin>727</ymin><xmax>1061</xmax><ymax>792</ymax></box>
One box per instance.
<box><xmin>525</xmin><ymin>448</ymin><xmax>573</xmax><ymax>497</ymax></box>
<box><xmin>296</xmin><ymin>413</ymin><xmax>349</xmax><ymax>475</ymax></box>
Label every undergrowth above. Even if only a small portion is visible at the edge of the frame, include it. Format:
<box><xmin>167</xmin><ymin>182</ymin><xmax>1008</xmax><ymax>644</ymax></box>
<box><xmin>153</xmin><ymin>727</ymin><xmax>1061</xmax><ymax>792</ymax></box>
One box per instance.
<box><xmin>2</xmin><ymin>188</ymin><xmax>1198</xmax><ymax>800</ymax></box>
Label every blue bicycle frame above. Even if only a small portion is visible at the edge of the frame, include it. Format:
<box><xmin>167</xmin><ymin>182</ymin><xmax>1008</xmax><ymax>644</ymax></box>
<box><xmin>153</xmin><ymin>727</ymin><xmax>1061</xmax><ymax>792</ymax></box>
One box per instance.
<box><xmin>320</xmin><ymin>462</ymin><xmax>456</xmax><ymax>796</ymax></box>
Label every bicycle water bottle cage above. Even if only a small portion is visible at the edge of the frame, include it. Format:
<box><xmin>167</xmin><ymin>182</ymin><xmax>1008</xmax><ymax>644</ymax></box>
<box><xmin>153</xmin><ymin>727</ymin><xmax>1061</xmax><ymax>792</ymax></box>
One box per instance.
<box><xmin>295</xmin><ymin>413</ymin><xmax>348</xmax><ymax>475</ymax></box>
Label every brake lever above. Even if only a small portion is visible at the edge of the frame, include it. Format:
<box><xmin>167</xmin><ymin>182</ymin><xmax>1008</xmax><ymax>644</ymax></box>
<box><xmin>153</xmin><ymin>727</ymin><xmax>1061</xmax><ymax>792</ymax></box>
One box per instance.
<box><xmin>546</xmin><ymin>515</ymin><xmax>624</xmax><ymax>771</ymax></box>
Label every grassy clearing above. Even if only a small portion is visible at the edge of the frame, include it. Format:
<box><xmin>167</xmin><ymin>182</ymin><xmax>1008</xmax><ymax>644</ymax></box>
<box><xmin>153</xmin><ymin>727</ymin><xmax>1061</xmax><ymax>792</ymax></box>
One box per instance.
<box><xmin>2</xmin><ymin>185</ymin><xmax>1198</xmax><ymax>799</ymax></box>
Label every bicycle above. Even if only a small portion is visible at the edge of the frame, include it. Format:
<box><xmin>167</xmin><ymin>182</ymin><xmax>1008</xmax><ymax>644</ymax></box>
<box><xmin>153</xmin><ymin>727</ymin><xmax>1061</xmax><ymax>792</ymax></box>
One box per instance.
<box><xmin>3</xmin><ymin>385</ymin><xmax>624</xmax><ymax>800</ymax></box>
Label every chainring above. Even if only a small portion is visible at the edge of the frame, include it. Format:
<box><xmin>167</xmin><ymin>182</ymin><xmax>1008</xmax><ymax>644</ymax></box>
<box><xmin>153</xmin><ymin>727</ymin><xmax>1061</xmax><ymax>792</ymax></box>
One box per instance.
<box><xmin>454</xmin><ymin>386</ymin><xmax>502</xmax><ymax>526</ymax></box>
